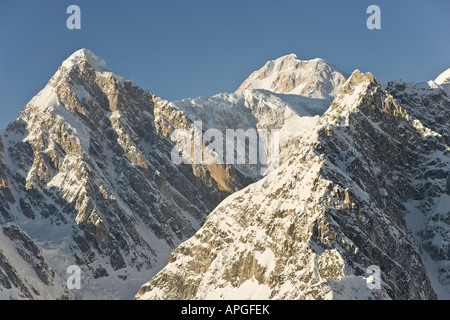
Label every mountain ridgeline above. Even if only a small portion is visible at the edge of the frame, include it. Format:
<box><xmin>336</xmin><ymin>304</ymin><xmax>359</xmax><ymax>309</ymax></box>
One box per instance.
<box><xmin>0</xmin><ymin>49</ymin><xmax>449</xmax><ymax>299</ymax></box>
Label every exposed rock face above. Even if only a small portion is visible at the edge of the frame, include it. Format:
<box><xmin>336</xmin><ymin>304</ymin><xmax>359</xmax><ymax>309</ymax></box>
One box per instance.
<box><xmin>2</xmin><ymin>49</ymin><xmax>345</xmax><ymax>299</ymax></box>
<box><xmin>1</xmin><ymin>49</ymin><xmax>448</xmax><ymax>300</ymax></box>
<box><xmin>0</xmin><ymin>49</ymin><xmax>252</xmax><ymax>299</ymax></box>
<box><xmin>136</xmin><ymin>71</ymin><xmax>449</xmax><ymax>300</ymax></box>
<box><xmin>0</xmin><ymin>224</ymin><xmax>69</xmax><ymax>299</ymax></box>
<box><xmin>383</xmin><ymin>78</ymin><xmax>450</xmax><ymax>295</ymax></box>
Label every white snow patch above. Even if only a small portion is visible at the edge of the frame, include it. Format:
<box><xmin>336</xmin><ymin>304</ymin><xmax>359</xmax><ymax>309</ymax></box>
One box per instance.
<box><xmin>254</xmin><ymin>248</ymin><xmax>276</xmax><ymax>273</ymax></box>
<box><xmin>203</xmin><ymin>277</ymin><xmax>272</xmax><ymax>300</ymax></box>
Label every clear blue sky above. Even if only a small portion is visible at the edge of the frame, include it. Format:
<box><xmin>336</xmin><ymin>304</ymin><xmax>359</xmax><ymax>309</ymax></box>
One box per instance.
<box><xmin>0</xmin><ymin>0</ymin><xmax>449</xmax><ymax>129</ymax></box>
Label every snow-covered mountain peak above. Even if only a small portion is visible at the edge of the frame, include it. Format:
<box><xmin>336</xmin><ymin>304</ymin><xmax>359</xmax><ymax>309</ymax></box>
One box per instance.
<box><xmin>322</xmin><ymin>69</ymin><xmax>381</xmax><ymax>119</ymax></box>
<box><xmin>343</xmin><ymin>70</ymin><xmax>379</xmax><ymax>96</ymax></box>
<box><xmin>2</xmin><ymin>48</ymin><xmax>449</xmax><ymax>300</ymax></box>
<box><xmin>433</xmin><ymin>68</ymin><xmax>450</xmax><ymax>96</ymax></box>
<box><xmin>136</xmin><ymin>60</ymin><xmax>450</xmax><ymax>300</ymax></box>
<box><xmin>58</xmin><ymin>48</ymin><xmax>131</xmax><ymax>84</ymax></box>
<box><xmin>24</xmin><ymin>49</ymin><xmax>130</xmax><ymax>115</ymax></box>
<box><xmin>235</xmin><ymin>54</ymin><xmax>349</xmax><ymax>99</ymax></box>
<box><xmin>272</xmin><ymin>53</ymin><xmax>299</xmax><ymax>63</ymax></box>
<box><xmin>345</xmin><ymin>69</ymin><xmax>379</xmax><ymax>87</ymax></box>
<box><xmin>61</xmin><ymin>48</ymin><xmax>111</xmax><ymax>72</ymax></box>
<box><xmin>435</xmin><ymin>68</ymin><xmax>450</xmax><ymax>85</ymax></box>
<box><xmin>0</xmin><ymin>47</ymin><xmax>257</xmax><ymax>299</ymax></box>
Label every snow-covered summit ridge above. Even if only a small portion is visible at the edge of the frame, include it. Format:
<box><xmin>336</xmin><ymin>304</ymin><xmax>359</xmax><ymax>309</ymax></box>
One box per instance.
<box><xmin>435</xmin><ymin>68</ymin><xmax>450</xmax><ymax>85</ymax></box>
<box><xmin>236</xmin><ymin>53</ymin><xmax>349</xmax><ymax>99</ymax></box>
<box><xmin>61</xmin><ymin>48</ymin><xmax>111</xmax><ymax>72</ymax></box>
<box><xmin>433</xmin><ymin>68</ymin><xmax>450</xmax><ymax>96</ymax></box>
<box><xmin>25</xmin><ymin>49</ymin><xmax>130</xmax><ymax>113</ymax></box>
<box><xmin>60</xmin><ymin>48</ymin><xmax>131</xmax><ymax>84</ymax></box>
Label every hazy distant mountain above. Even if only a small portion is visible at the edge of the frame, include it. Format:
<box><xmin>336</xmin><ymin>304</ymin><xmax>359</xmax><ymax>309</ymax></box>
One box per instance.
<box><xmin>235</xmin><ymin>54</ymin><xmax>348</xmax><ymax>99</ymax></box>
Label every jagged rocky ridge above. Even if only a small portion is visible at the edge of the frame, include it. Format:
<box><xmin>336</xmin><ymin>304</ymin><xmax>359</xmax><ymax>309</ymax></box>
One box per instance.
<box><xmin>0</xmin><ymin>49</ymin><xmax>255</xmax><ymax>299</ymax></box>
<box><xmin>0</xmin><ymin>49</ymin><xmax>448</xmax><ymax>300</ymax></box>
<box><xmin>0</xmin><ymin>50</ymin><xmax>348</xmax><ymax>299</ymax></box>
<box><xmin>136</xmin><ymin>70</ymin><xmax>450</xmax><ymax>300</ymax></box>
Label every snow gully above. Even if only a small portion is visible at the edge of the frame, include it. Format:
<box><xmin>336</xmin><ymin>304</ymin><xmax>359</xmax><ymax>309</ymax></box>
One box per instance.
<box><xmin>170</xmin><ymin>120</ymin><xmax>280</xmax><ymax>174</ymax></box>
